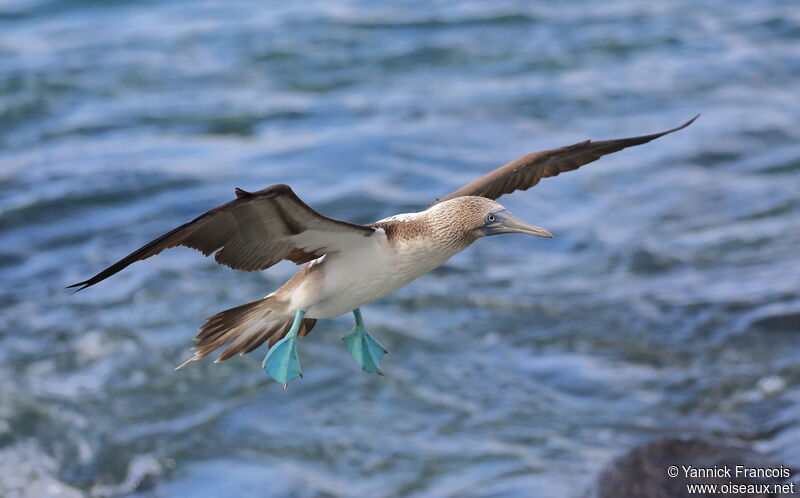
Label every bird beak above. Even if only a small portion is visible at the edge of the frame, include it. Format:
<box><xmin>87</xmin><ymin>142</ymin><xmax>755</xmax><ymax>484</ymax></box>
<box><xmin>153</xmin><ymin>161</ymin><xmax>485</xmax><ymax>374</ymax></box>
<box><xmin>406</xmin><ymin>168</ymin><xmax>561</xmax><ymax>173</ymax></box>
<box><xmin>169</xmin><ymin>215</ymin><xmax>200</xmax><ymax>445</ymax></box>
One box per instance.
<box><xmin>481</xmin><ymin>210</ymin><xmax>554</xmax><ymax>238</ymax></box>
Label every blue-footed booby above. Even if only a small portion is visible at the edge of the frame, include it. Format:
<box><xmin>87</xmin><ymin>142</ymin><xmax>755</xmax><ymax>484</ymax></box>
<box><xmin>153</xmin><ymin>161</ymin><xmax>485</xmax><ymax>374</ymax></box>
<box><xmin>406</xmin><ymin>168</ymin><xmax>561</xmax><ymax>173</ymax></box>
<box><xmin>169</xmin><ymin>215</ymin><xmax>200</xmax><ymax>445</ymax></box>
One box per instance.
<box><xmin>69</xmin><ymin>116</ymin><xmax>697</xmax><ymax>388</ymax></box>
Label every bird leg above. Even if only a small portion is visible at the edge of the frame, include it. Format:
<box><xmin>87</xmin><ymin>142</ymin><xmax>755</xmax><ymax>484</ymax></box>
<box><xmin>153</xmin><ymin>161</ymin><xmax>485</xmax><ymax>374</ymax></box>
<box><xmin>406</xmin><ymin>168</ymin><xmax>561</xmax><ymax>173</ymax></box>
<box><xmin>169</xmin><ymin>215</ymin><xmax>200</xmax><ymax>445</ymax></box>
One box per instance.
<box><xmin>262</xmin><ymin>309</ymin><xmax>306</xmax><ymax>389</ymax></box>
<box><xmin>343</xmin><ymin>308</ymin><xmax>387</xmax><ymax>376</ymax></box>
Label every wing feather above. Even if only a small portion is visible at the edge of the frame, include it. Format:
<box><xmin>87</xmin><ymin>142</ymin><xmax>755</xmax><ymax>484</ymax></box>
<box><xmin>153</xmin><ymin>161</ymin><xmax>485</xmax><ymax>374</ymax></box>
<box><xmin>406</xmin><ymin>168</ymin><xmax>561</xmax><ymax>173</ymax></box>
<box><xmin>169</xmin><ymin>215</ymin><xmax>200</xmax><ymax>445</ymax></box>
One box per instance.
<box><xmin>434</xmin><ymin>115</ymin><xmax>698</xmax><ymax>204</ymax></box>
<box><xmin>68</xmin><ymin>184</ymin><xmax>374</xmax><ymax>291</ymax></box>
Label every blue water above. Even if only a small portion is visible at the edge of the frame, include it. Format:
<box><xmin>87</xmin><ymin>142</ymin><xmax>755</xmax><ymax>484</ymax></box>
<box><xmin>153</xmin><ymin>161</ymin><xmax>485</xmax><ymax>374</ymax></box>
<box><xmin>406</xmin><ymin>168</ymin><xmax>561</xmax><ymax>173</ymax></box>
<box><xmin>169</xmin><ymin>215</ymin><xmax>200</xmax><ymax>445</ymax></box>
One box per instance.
<box><xmin>1</xmin><ymin>0</ymin><xmax>799</xmax><ymax>496</ymax></box>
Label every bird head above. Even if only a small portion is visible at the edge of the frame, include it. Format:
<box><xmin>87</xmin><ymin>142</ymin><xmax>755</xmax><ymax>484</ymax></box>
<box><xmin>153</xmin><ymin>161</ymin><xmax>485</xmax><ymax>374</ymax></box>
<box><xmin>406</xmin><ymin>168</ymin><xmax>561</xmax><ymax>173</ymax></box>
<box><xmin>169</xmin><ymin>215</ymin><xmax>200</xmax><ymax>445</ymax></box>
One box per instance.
<box><xmin>432</xmin><ymin>196</ymin><xmax>553</xmax><ymax>241</ymax></box>
<box><xmin>477</xmin><ymin>205</ymin><xmax>553</xmax><ymax>239</ymax></box>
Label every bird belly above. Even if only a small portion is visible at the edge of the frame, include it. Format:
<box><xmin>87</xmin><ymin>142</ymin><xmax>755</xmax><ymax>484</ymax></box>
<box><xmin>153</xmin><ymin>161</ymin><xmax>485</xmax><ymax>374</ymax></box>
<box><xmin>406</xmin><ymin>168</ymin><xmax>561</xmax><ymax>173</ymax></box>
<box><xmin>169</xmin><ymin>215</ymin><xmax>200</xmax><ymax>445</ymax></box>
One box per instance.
<box><xmin>302</xmin><ymin>234</ymin><xmax>457</xmax><ymax>319</ymax></box>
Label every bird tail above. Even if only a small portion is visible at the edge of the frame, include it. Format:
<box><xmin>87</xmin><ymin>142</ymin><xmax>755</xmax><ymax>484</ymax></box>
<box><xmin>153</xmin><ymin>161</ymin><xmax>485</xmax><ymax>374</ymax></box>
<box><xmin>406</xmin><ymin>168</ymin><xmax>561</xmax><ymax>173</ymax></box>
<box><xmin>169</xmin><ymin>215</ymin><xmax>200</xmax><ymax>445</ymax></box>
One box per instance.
<box><xmin>175</xmin><ymin>297</ymin><xmax>317</xmax><ymax>370</ymax></box>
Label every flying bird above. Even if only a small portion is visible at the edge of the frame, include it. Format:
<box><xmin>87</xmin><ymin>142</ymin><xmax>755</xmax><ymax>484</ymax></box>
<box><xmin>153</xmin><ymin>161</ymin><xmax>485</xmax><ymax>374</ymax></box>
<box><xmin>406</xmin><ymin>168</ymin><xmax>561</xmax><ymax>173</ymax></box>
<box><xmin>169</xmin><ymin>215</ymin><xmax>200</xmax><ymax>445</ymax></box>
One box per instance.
<box><xmin>70</xmin><ymin>116</ymin><xmax>697</xmax><ymax>388</ymax></box>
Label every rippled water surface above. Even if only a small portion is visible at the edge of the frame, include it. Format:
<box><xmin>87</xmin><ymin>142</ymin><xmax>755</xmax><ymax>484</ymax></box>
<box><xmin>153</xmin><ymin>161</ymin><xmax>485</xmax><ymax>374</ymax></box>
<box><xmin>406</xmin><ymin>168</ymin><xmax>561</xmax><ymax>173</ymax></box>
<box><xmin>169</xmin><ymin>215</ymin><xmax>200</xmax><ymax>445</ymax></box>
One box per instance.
<box><xmin>2</xmin><ymin>0</ymin><xmax>799</xmax><ymax>496</ymax></box>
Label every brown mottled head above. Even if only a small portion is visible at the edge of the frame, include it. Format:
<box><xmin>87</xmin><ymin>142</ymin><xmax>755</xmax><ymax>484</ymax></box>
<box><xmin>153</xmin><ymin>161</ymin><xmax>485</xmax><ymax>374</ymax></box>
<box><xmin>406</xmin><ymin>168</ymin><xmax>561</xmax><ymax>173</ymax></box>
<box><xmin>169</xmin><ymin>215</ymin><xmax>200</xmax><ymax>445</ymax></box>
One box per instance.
<box><xmin>427</xmin><ymin>196</ymin><xmax>553</xmax><ymax>245</ymax></box>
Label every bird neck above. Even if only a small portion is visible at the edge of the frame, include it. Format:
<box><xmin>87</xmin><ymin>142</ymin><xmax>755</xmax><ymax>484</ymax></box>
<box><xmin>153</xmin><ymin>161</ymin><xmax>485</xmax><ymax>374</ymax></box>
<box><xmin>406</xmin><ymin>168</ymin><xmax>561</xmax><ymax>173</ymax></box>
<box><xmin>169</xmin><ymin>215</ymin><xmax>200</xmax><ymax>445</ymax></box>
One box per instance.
<box><xmin>423</xmin><ymin>208</ymin><xmax>480</xmax><ymax>251</ymax></box>
<box><xmin>373</xmin><ymin>208</ymin><xmax>478</xmax><ymax>254</ymax></box>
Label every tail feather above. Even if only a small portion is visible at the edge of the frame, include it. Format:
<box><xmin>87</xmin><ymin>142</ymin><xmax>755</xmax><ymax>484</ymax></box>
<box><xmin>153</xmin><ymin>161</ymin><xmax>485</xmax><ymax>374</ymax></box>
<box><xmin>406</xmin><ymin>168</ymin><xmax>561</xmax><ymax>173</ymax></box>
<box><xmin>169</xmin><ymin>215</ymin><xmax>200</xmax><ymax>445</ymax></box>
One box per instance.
<box><xmin>175</xmin><ymin>296</ymin><xmax>316</xmax><ymax>370</ymax></box>
<box><xmin>193</xmin><ymin>299</ymin><xmax>270</xmax><ymax>342</ymax></box>
<box><xmin>298</xmin><ymin>319</ymin><xmax>317</xmax><ymax>338</ymax></box>
<box><xmin>216</xmin><ymin>319</ymin><xmax>285</xmax><ymax>362</ymax></box>
<box><xmin>239</xmin><ymin>323</ymin><xmax>281</xmax><ymax>355</ymax></box>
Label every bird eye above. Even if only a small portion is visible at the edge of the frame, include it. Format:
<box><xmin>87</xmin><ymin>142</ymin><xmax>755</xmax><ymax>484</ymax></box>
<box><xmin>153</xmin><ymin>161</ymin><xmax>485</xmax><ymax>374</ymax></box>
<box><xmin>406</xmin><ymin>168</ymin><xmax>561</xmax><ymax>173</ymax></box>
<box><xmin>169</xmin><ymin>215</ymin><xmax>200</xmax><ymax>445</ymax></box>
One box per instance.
<box><xmin>485</xmin><ymin>213</ymin><xmax>496</xmax><ymax>223</ymax></box>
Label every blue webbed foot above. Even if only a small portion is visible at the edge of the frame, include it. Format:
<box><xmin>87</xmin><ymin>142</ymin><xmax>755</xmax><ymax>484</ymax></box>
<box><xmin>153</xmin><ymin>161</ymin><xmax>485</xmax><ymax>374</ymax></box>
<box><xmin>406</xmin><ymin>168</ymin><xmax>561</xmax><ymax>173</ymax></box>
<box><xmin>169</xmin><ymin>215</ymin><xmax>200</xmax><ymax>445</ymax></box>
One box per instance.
<box><xmin>262</xmin><ymin>334</ymin><xmax>302</xmax><ymax>389</ymax></box>
<box><xmin>343</xmin><ymin>309</ymin><xmax>387</xmax><ymax>375</ymax></box>
<box><xmin>262</xmin><ymin>310</ymin><xmax>306</xmax><ymax>389</ymax></box>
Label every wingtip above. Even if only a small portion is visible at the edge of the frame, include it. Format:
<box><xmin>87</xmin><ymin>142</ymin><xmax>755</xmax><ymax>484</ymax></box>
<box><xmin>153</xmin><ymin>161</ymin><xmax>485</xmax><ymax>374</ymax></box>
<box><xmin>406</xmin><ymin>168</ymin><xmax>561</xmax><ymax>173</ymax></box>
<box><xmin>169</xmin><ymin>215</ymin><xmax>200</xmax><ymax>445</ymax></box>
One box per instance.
<box><xmin>648</xmin><ymin>114</ymin><xmax>700</xmax><ymax>140</ymax></box>
<box><xmin>65</xmin><ymin>281</ymin><xmax>90</xmax><ymax>293</ymax></box>
<box><xmin>679</xmin><ymin>114</ymin><xmax>701</xmax><ymax>129</ymax></box>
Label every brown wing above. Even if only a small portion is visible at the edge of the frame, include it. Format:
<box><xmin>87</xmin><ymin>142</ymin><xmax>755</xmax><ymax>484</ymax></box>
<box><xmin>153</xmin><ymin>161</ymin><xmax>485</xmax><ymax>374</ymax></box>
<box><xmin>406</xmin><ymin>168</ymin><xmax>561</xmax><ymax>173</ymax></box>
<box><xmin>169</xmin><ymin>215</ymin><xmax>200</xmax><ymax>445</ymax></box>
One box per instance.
<box><xmin>68</xmin><ymin>184</ymin><xmax>374</xmax><ymax>291</ymax></box>
<box><xmin>434</xmin><ymin>115</ymin><xmax>698</xmax><ymax>204</ymax></box>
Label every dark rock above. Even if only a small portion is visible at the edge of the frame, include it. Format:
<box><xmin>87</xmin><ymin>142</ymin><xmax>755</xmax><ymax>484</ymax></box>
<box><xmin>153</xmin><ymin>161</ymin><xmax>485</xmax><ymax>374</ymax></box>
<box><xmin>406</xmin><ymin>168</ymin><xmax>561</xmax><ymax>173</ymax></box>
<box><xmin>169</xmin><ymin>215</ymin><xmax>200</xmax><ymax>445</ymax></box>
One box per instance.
<box><xmin>589</xmin><ymin>438</ymin><xmax>793</xmax><ymax>498</ymax></box>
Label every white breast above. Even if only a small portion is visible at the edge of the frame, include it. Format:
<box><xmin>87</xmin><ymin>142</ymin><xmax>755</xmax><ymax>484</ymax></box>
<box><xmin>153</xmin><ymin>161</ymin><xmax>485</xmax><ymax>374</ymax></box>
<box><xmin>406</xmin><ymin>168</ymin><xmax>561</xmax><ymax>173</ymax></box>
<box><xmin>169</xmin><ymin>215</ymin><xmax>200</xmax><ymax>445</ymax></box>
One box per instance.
<box><xmin>298</xmin><ymin>227</ymin><xmax>459</xmax><ymax>319</ymax></box>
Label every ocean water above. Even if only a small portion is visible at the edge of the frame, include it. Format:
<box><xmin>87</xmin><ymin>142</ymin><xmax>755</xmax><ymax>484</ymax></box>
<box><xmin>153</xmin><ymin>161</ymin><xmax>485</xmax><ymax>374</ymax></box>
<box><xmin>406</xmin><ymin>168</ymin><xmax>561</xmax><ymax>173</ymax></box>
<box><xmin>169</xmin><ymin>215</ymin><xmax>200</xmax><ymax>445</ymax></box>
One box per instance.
<box><xmin>1</xmin><ymin>0</ymin><xmax>799</xmax><ymax>496</ymax></box>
